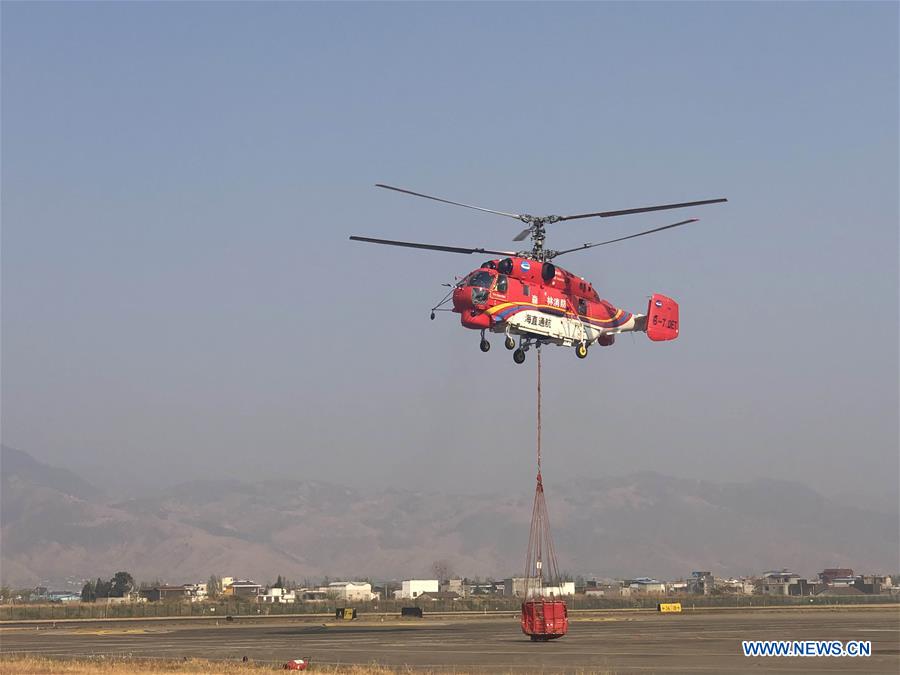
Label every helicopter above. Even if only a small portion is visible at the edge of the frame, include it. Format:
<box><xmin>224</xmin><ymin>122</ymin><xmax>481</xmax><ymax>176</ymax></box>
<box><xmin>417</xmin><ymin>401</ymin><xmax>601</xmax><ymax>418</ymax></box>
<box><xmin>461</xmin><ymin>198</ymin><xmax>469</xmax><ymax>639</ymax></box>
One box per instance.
<box><xmin>351</xmin><ymin>184</ymin><xmax>726</xmax><ymax>364</ymax></box>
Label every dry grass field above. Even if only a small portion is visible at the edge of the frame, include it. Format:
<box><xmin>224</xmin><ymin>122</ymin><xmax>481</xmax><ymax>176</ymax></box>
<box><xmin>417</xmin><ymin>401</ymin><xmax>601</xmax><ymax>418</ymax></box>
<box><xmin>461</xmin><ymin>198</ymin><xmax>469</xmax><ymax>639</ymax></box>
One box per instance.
<box><xmin>0</xmin><ymin>656</ymin><xmax>426</xmax><ymax>674</ymax></box>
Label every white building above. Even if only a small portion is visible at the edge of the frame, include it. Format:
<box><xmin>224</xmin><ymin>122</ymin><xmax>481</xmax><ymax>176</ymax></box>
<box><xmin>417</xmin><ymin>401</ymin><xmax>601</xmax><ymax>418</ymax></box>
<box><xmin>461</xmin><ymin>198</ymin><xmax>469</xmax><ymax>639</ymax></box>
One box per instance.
<box><xmin>185</xmin><ymin>583</ymin><xmax>208</xmax><ymax>602</ymax></box>
<box><xmin>626</xmin><ymin>578</ymin><xmax>666</xmax><ymax>594</ymax></box>
<box><xmin>535</xmin><ymin>582</ymin><xmax>574</xmax><ymax>598</ymax></box>
<box><xmin>327</xmin><ymin>581</ymin><xmax>376</xmax><ymax>602</ymax></box>
<box><xmin>261</xmin><ymin>587</ymin><xmax>296</xmax><ymax>603</ymax></box>
<box><xmin>401</xmin><ymin>579</ymin><xmax>439</xmax><ymax>599</ymax></box>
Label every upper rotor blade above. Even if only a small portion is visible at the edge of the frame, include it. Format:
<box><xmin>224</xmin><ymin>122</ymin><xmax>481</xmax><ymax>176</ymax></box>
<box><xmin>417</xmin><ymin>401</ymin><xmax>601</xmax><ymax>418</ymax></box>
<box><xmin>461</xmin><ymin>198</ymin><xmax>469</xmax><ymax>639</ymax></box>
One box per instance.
<box><xmin>557</xmin><ymin>198</ymin><xmax>727</xmax><ymax>221</ymax></box>
<box><xmin>552</xmin><ymin>218</ymin><xmax>700</xmax><ymax>257</ymax></box>
<box><xmin>350</xmin><ymin>235</ymin><xmax>516</xmax><ymax>257</ymax></box>
<box><xmin>376</xmin><ymin>184</ymin><xmax>526</xmax><ymax>221</ymax></box>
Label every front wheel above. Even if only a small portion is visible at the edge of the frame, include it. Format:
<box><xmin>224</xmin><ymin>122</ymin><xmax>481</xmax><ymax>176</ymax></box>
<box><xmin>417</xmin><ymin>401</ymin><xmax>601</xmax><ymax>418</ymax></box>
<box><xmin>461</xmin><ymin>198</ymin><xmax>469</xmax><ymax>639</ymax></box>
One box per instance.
<box><xmin>480</xmin><ymin>339</ymin><xmax>491</xmax><ymax>353</ymax></box>
<box><xmin>575</xmin><ymin>342</ymin><xmax>588</xmax><ymax>359</ymax></box>
<box><xmin>513</xmin><ymin>348</ymin><xmax>526</xmax><ymax>364</ymax></box>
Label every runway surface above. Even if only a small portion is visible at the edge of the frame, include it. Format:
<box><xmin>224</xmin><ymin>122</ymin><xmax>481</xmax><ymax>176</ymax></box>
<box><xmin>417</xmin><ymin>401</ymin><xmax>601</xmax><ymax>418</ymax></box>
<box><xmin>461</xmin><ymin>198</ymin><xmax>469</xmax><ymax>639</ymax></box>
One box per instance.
<box><xmin>2</xmin><ymin>608</ymin><xmax>898</xmax><ymax>673</ymax></box>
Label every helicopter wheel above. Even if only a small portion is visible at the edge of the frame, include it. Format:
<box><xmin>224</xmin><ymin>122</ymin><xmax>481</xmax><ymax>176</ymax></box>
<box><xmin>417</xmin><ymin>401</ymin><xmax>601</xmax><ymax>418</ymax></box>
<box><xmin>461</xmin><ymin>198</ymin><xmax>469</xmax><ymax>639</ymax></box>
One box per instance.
<box><xmin>480</xmin><ymin>339</ymin><xmax>491</xmax><ymax>353</ymax></box>
<box><xmin>513</xmin><ymin>348</ymin><xmax>526</xmax><ymax>364</ymax></box>
<box><xmin>504</xmin><ymin>336</ymin><xmax>516</xmax><ymax>350</ymax></box>
<box><xmin>575</xmin><ymin>342</ymin><xmax>588</xmax><ymax>359</ymax></box>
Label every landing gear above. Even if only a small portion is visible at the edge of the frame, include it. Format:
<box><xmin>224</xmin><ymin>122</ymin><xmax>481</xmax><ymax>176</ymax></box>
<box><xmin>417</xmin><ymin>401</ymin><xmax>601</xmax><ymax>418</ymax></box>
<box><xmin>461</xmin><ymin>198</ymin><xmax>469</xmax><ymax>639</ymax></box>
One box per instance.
<box><xmin>504</xmin><ymin>336</ymin><xmax>516</xmax><ymax>350</ymax></box>
<box><xmin>513</xmin><ymin>348</ymin><xmax>526</xmax><ymax>364</ymax></box>
<box><xmin>575</xmin><ymin>342</ymin><xmax>588</xmax><ymax>359</ymax></box>
<box><xmin>479</xmin><ymin>330</ymin><xmax>490</xmax><ymax>352</ymax></box>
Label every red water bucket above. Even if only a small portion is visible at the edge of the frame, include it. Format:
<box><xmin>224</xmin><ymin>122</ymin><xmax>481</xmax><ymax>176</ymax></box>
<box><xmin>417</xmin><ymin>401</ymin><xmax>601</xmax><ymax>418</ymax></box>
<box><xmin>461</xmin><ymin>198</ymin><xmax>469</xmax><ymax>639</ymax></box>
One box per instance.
<box><xmin>521</xmin><ymin>600</ymin><xmax>568</xmax><ymax>640</ymax></box>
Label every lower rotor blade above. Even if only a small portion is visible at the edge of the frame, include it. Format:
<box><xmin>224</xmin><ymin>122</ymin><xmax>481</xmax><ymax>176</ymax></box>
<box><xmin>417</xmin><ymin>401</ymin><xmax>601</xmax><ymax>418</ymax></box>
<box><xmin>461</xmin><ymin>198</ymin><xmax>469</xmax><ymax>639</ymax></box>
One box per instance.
<box><xmin>350</xmin><ymin>236</ymin><xmax>515</xmax><ymax>257</ymax></box>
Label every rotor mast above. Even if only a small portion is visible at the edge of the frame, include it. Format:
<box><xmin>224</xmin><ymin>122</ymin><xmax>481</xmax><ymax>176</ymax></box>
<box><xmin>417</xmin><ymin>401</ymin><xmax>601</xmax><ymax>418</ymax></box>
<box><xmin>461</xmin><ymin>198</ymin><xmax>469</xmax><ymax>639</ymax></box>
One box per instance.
<box><xmin>520</xmin><ymin>216</ymin><xmax>557</xmax><ymax>262</ymax></box>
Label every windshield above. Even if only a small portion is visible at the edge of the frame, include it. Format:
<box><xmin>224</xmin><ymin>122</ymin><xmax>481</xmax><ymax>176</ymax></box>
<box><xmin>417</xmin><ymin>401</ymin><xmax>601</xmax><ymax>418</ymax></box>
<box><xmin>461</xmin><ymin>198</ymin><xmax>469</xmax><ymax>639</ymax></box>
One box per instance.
<box><xmin>465</xmin><ymin>270</ymin><xmax>495</xmax><ymax>289</ymax></box>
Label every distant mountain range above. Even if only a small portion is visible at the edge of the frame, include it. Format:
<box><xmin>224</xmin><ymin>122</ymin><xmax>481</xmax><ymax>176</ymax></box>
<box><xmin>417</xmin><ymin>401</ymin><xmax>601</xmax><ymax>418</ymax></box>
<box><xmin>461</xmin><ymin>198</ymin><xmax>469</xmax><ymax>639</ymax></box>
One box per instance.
<box><xmin>2</xmin><ymin>445</ymin><xmax>897</xmax><ymax>588</ymax></box>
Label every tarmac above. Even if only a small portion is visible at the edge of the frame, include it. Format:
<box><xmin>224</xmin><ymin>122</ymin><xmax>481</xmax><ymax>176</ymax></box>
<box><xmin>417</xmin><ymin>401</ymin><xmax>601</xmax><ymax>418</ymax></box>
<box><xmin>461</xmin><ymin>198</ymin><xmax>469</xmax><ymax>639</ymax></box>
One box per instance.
<box><xmin>1</xmin><ymin>607</ymin><xmax>898</xmax><ymax>673</ymax></box>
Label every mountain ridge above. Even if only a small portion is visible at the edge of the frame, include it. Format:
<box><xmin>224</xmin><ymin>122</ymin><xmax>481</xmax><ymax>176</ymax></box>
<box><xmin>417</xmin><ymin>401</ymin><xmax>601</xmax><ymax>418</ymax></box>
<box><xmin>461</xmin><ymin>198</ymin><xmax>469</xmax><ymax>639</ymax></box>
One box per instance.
<box><xmin>2</xmin><ymin>446</ymin><xmax>897</xmax><ymax>587</ymax></box>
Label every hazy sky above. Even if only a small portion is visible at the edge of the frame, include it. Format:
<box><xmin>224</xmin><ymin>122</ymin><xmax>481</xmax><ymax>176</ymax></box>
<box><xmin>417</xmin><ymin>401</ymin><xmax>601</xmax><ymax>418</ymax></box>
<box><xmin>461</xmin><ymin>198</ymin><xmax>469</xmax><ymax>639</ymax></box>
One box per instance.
<box><xmin>2</xmin><ymin>2</ymin><xmax>897</xmax><ymax>503</ymax></box>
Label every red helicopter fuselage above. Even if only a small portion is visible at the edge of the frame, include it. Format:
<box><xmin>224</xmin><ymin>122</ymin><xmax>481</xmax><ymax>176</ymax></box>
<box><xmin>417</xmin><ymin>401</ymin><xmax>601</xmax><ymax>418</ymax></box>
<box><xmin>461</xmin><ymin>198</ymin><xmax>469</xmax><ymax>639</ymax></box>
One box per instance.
<box><xmin>452</xmin><ymin>256</ymin><xmax>675</xmax><ymax>345</ymax></box>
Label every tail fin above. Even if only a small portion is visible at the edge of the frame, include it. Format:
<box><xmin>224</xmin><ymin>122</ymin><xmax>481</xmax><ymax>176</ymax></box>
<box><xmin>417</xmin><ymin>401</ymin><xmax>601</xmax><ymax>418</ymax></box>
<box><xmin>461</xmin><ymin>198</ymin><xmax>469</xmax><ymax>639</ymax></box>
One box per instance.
<box><xmin>646</xmin><ymin>294</ymin><xmax>679</xmax><ymax>341</ymax></box>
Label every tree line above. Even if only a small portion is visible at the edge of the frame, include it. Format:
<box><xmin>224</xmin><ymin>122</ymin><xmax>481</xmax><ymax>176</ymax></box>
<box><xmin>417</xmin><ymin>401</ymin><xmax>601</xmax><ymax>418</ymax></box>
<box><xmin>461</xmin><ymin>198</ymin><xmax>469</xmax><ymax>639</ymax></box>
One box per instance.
<box><xmin>81</xmin><ymin>571</ymin><xmax>134</xmax><ymax>601</ymax></box>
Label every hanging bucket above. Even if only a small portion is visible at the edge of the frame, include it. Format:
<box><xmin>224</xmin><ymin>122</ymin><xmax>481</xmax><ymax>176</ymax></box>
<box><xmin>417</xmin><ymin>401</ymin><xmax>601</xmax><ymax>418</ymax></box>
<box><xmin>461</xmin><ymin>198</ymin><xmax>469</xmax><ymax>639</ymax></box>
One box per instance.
<box><xmin>521</xmin><ymin>599</ymin><xmax>568</xmax><ymax>640</ymax></box>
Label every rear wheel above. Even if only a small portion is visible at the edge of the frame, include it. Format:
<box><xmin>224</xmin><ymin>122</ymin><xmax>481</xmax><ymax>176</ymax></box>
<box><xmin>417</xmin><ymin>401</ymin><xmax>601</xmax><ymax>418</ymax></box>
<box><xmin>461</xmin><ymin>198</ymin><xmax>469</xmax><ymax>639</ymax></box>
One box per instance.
<box><xmin>513</xmin><ymin>348</ymin><xmax>526</xmax><ymax>364</ymax></box>
<box><xmin>504</xmin><ymin>336</ymin><xmax>516</xmax><ymax>350</ymax></box>
<box><xmin>575</xmin><ymin>342</ymin><xmax>588</xmax><ymax>359</ymax></box>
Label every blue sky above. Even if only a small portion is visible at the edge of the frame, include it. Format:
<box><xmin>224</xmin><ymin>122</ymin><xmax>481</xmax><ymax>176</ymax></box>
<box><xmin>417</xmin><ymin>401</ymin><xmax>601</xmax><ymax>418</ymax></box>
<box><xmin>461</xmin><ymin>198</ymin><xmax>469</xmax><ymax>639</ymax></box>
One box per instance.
<box><xmin>2</xmin><ymin>2</ymin><xmax>897</xmax><ymax>503</ymax></box>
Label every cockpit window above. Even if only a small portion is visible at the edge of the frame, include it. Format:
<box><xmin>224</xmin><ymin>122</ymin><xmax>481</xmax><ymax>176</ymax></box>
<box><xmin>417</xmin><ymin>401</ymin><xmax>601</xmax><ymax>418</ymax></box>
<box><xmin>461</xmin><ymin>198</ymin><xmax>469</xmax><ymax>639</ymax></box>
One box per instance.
<box><xmin>465</xmin><ymin>270</ymin><xmax>495</xmax><ymax>289</ymax></box>
<box><xmin>496</xmin><ymin>274</ymin><xmax>508</xmax><ymax>293</ymax></box>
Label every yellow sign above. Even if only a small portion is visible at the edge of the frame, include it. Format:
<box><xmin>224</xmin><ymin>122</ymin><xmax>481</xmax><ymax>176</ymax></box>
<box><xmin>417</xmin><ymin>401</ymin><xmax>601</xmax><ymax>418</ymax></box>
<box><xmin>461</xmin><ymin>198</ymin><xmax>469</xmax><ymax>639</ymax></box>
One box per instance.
<box><xmin>658</xmin><ymin>602</ymin><xmax>682</xmax><ymax>613</ymax></box>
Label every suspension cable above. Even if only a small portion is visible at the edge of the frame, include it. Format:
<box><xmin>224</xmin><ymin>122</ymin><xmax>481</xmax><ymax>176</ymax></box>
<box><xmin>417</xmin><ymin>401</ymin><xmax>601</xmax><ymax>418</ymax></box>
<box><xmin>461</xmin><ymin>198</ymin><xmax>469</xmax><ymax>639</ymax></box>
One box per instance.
<box><xmin>537</xmin><ymin>345</ymin><xmax>542</xmax><ymax>476</ymax></box>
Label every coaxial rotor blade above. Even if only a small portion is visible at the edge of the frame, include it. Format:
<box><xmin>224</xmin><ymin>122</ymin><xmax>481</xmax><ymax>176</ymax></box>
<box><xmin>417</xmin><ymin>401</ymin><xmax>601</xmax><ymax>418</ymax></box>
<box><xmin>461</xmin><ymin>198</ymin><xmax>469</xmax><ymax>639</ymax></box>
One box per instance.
<box><xmin>556</xmin><ymin>198</ymin><xmax>727</xmax><ymax>222</ymax></box>
<box><xmin>512</xmin><ymin>227</ymin><xmax>532</xmax><ymax>242</ymax></box>
<box><xmin>551</xmin><ymin>218</ymin><xmax>700</xmax><ymax>258</ymax></box>
<box><xmin>350</xmin><ymin>235</ymin><xmax>516</xmax><ymax>256</ymax></box>
<box><xmin>376</xmin><ymin>184</ymin><xmax>527</xmax><ymax>221</ymax></box>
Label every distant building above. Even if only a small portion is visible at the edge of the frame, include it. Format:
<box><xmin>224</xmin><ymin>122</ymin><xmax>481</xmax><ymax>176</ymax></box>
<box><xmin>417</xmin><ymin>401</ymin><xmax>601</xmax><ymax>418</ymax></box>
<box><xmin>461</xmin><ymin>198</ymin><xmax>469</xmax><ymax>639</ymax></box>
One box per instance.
<box><xmin>441</xmin><ymin>578</ymin><xmax>466</xmax><ymax>596</ymax></box>
<box><xmin>854</xmin><ymin>575</ymin><xmax>890</xmax><ymax>594</ymax></box>
<box><xmin>224</xmin><ymin>580</ymin><xmax>263</xmax><ymax>599</ymax></box>
<box><xmin>327</xmin><ymin>581</ymin><xmax>375</xmax><ymax>602</ymax></box>
<box><xmin>761</xmin><ymin>570</ymin><xmax>801</xmax><ymax>596</ymax></box>
<box><xmin>140</xmin><ymin>585</ymin><xmax>192</xmax><ymax>602</ymax></box>
<box><xmin>504</xmin><ymin>578</ymin><xmax>575</xmax><ymax>598</ymax></box>
<box><xmin>625</xmin><ymin>578</ymin><xmax>666</xmax><ymax>594</ymax></box>
<box><xmin>260</xmin><ymin>587</ymin><xmax>296</xmax><ymax>603</ymax></box>
<box><xmin>185</xmin><ymin>583</ymin><xmax>207</xmax><ymax>602</ymax></box>
<box><xmin>299</xmin><ymin>589</ymin><xmax>327</xmax><ymax>602</ymax></box>
<box><xmin>819</xmin><ymin>568</ymin><xmax>854</xmax><ymax>585</ymax></box>
<box><xmin>465</xmin><ymin>581</ymin><xmax>497</xmax><ymax>595</ymax></box>
<box><xmin>504</xmin><ymin>578</ymin><xmax>527</xmax><ymax>597</ymax></box>
<box><xmin>690</xmin><ymin>571</ymin><xmax>715</xmax><ymax>595</ymax></box>
<box><xmin>585</xmin><ymin>582</ymin><xmax>624</xmax><ymax>598</ymax></box>
<box><xmin>718</xmin><ymin>578</ymin><xmax>754</xmax><ymax>595</ymax></box>
<box><xmin>47</xmin><ymin>591</ymin><xmax>81</xmax><ymax>603</ymax></box>
<box><xmin>401</xmin><ymin>580</ymin><xmax>439</xmax><ymax>599</ymax></box>
<box><xmin>415</xmin><ymin>591</ymin><xmax>461</xmax><ymax>602</ymax></box>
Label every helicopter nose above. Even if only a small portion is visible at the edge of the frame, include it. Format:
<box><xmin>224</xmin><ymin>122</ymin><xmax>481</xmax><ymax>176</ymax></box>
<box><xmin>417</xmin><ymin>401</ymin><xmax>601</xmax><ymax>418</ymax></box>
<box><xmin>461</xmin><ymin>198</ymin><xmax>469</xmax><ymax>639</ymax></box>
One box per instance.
<box><xmin>452</xmin><ymin>287</ymin><xmax>471</xmax><ymax>312</ymax></box>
